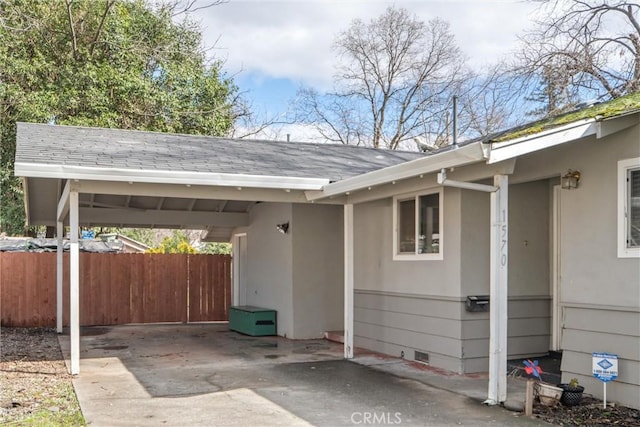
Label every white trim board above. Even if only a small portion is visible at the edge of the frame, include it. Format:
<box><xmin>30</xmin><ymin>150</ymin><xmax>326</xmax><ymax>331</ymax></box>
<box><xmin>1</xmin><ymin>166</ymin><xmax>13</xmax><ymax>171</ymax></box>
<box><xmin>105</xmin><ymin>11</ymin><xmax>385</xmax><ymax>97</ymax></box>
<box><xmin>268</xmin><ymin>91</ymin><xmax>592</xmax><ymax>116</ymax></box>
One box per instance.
<box><xmin>15</xmin><ymin>162</ymin><xmax>330</xmax><ymax>191</ymax></box>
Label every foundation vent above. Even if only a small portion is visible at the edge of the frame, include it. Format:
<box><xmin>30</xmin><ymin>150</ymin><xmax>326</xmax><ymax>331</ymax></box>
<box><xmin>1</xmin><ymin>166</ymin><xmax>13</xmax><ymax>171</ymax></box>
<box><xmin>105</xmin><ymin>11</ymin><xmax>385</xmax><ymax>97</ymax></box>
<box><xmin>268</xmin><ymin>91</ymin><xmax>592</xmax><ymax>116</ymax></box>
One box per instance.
<box><xmin>415</xmin><ymin>351</ymin><xmax>430</xmax><ymax>364</ymax></box>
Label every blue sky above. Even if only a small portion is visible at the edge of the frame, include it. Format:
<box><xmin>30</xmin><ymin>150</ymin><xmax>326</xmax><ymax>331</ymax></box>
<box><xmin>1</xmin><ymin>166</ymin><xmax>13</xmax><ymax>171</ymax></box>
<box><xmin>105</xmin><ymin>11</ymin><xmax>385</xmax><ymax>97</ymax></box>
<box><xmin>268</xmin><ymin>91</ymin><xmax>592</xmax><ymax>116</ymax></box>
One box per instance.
<box><xmin>189</xmin><ymin>0</ymin><xmax>540</xmax><ymax>140</ymax></box>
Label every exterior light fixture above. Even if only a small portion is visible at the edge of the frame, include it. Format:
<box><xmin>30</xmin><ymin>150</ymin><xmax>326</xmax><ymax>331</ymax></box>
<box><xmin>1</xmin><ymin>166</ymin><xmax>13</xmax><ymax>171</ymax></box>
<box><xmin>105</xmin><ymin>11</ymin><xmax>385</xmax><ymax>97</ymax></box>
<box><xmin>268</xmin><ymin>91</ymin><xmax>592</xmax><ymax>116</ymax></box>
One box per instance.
<box><xmin>561</xmin><ymin>170</ymin><xmax>581</xmax><ymax>190</ymax></box>
<box><xmin>276</xmin><ymin>222</ymin><xmax>289</xmax><ymax>234</ymax></box>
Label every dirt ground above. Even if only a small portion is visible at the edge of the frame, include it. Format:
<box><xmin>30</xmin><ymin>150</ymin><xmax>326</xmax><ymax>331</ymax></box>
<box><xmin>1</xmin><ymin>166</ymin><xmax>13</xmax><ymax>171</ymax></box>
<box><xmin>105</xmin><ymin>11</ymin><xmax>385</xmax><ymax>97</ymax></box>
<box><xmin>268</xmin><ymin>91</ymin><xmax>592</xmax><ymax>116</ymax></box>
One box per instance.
<box><xmin>534</xmin><ymin>395</ymin><xmax>640</xmax><ymax>426</ymax></box>
<box><xmin>0</xmin><ymin>327</ymin><xmax>84</xmax><ymax>425</ymax></box>
<box><xmin>1</xmin><ymin>327</ymin><xmax>639</xmax><ymax>426</ymax></box>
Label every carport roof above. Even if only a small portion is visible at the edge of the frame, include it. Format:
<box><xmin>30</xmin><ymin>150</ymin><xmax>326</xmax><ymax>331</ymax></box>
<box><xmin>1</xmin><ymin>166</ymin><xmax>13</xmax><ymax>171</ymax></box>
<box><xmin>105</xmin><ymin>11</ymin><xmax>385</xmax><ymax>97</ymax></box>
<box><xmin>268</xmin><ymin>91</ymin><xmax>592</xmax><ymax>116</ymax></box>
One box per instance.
<box><xmin>15</xmin><ymin>123</ymin><xmax>424</xmax><ymax>184</ymax></box>
<box><xmin>13</xmin><ymin>122</ymin><xmax>426</xmax><ymax>234</ymax></box>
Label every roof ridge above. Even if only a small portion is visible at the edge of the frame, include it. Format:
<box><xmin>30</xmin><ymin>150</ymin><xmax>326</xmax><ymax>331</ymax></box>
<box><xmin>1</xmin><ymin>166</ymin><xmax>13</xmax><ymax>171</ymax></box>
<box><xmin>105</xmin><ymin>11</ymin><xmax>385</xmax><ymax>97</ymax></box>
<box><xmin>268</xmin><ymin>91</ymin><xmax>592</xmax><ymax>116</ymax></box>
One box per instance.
<box><xmin>16</xmin><ymin>122</ymin><xmax>425</xmax><ymax>156</ymax></box>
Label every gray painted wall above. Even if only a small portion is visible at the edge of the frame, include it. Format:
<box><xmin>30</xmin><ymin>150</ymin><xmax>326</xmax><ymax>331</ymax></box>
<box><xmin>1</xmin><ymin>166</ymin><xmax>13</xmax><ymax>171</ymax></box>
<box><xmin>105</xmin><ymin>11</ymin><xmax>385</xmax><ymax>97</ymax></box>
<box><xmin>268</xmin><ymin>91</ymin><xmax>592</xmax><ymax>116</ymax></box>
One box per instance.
<box><xmin>352</xmin><ymin>179</ymin><xmax>553</xmax><ymax>373</ymax></box>
<box><xmin>354</xmin><ymin>290</ymin><xmax>466</xmax><ymax>373</ymax></box>
<box><xmin>244</xmin><ymin>202</ymin><xmax>345</xmax><ymax>339</ymax></box>
<box><xmin>353</xmin><ymin>189</ymin><xmax>462</xmax><ymax>296</ymax></box>
<box><xmin>291</xmin><ymin>204</ymin><xmax>344</xmax><ymax>338</ymax></box>
<box><xmin>245</xmin><ymin>203</ymin><xmax>294</xmax><ymax>337</ymax></box>
<box><xmin>511</xmin><ymin>123</ymin><xmax>640</xmax><ymax>408</ymax></box>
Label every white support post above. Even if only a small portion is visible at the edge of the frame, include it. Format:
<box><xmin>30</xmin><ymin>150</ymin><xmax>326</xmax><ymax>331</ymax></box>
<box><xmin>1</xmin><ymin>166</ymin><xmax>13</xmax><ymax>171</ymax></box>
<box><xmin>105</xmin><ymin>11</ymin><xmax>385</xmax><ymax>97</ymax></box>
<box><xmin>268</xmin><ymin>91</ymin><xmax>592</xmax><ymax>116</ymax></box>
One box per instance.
<box><xmin>344</xmin><ymin>203</ymin><xmax>354</xmax><ymax>359</ymax></box>
<box><xmin>69</xmin><ymin>191</ymin><xmax>80</xmax><ymax>375</ymax></box>
<box><xmin>56</xmin><ymin>221</ymin><xmax>64</xmax><ymax>334</ymax></box>
<box><xmin>487</xmin><ymin>174</ymin><xmax>509</xmax><ymax>405</ymax></box>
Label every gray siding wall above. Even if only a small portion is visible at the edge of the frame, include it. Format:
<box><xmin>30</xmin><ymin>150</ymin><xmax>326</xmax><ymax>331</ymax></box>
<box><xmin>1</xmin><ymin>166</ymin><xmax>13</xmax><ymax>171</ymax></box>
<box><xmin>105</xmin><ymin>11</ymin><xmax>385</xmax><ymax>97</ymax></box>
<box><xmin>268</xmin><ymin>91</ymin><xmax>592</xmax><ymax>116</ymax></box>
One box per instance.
<box><xmin>461</xmin><ymin>296</ymin><xmax>551</xmax><ymax>372</ymax></box>
<box><xmin>352</xmin><ymin>180</ymin><xmax>553</xmax><ymax>373</ymax></box>
<box><xmin>354</xmin><ymin>290</ymin><xmax>466</xmax><ymax>373</ymax></box>
<box><xmin>291</xmin><ymin>204</ymin><xmax>344</xmax><ymax>338</ymax></box>
<box><xmin>512</xmin><ymin>123</ymin><xmax>640</xmax><ymax>408</ymax></box>
<box><xmin>560</xmin><ymin>305</ymin><xmax>640</xmax><ymax>409</ymax></box>
<box><xmin>352</xmin><ymin>191</ymin><xmax>465</xmax><ymax>373</ymax></box>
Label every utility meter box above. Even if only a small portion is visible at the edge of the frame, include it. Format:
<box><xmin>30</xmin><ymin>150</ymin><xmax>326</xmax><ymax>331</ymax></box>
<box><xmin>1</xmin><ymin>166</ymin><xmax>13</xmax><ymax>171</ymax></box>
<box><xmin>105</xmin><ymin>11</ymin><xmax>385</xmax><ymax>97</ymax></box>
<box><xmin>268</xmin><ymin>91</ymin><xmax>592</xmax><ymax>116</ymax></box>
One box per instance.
<box><xmin>229</xmin><ymin>306</ymin><xmax>277</xmax><ymax>336</ymax></box>
<box><xmin>465</xmin><ymin>295</ymin><xmax>490</xmax><ymax>312</ymax></box>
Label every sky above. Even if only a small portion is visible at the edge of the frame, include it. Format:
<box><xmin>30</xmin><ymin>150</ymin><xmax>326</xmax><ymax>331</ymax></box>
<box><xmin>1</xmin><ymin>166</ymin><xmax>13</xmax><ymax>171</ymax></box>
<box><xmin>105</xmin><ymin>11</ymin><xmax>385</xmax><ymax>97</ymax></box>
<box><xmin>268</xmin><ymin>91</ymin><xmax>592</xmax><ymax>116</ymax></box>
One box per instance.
<box><xmin>187</xmin><ymin>0</ymin><xmax>541</xmax><ymax>140</ymax></box>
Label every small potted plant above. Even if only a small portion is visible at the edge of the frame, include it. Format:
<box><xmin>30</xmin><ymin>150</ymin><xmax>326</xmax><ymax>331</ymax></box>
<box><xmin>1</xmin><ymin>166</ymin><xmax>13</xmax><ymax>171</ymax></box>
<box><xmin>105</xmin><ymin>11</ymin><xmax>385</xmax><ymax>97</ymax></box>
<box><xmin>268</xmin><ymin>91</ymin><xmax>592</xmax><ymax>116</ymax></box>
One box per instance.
<box><xmin>557</xmin><ymin>378</ymin><xmax>584</xmax><ymax>406</ymax></box>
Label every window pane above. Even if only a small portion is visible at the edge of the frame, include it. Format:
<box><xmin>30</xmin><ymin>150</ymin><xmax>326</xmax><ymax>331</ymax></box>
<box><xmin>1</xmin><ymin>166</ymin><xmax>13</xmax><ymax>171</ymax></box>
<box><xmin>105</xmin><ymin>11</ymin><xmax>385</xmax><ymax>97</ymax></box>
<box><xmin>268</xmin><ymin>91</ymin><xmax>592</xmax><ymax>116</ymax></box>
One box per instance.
<box><xmin>629</xmin><ymin>168</ymin><xmax>640</xmax><ymax>248</ymax></box>
<box><xmin>398</xmin><ymin>199</ymin><xmax>415</xmax><ymax>253</ymax></box>
<box><xmin>419</xmin><ymin>193</ymin><xmax>439</xmax><ymax>254</ymax></box>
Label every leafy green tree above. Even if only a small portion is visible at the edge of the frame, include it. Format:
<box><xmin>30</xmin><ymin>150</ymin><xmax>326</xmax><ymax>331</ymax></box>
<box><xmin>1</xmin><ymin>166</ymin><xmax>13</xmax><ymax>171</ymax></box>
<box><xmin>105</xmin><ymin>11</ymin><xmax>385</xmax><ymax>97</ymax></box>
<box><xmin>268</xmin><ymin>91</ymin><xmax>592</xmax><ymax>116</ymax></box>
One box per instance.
<box><xmin>146</xmin><ymin>230</ymin><xmax>197</xmax><ymax>254</ymax></box>
<box><xmin>199</xmin><ymin>242</ymin><xmax>232</xmax><ymax>255</ymax></box>
<box><xmin>0</xmin><ymin>0</ymin><xmax>239</xmax><ymax>235</ymax></box>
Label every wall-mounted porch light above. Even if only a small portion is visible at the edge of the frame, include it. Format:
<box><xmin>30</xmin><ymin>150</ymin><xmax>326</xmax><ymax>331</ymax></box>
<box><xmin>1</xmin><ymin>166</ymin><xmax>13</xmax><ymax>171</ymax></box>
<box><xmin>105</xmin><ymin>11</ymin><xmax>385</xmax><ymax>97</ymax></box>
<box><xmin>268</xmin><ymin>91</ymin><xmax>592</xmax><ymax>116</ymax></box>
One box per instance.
<box><xmin>561</xmin><ymin>170</ymin><xmax>581</xmax><ymax>190</ymax></box>
<box><xmin>276</xmin><ymin>222</ymin><xmax>289</xmax><ymax>234</ymax></box>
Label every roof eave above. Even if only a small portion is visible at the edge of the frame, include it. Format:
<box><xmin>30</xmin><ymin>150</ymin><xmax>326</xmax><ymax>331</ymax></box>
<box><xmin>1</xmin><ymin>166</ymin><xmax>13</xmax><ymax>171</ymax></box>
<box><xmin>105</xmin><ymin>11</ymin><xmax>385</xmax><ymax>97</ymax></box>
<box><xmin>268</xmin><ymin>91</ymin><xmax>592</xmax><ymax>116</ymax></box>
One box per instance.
<box><xmin>15</xmin><ymin>163</ymin><xmax>330</xmax><ymax>191</ymax></box>
<box><xmin>306</xmin><ymin>142</ymin><xmax>488</xmax><ymax>201</ymax></box>
<box><xmin>487</xmin><ymin>118</ymin><xmax>597</xmax><ymax>164</ymax></box>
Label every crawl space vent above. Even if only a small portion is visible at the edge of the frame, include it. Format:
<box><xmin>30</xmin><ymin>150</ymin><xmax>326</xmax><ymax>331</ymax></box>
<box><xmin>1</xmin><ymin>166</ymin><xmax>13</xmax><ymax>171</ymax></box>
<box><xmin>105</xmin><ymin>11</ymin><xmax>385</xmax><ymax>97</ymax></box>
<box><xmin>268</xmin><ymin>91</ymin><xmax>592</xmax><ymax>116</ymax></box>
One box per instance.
<box><xmin>415</xmin><ymin>351</ymin><xmax>429</xmax><ymax>364</ymax></box>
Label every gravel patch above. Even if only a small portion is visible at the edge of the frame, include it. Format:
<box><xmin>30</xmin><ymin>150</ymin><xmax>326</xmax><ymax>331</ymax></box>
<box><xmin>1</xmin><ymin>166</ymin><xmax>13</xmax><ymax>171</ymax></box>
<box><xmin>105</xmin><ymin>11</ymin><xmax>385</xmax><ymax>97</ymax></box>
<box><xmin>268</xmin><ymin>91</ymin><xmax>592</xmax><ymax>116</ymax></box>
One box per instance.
<box><xmin>0</xmin><ymin>327</ymin><xmax>84</xmax><ymax>425</ymax></box>
<box><xmin>534</xmin><ymin>395</ymin><xmax>640</xmax><ymax>426</ymax></box>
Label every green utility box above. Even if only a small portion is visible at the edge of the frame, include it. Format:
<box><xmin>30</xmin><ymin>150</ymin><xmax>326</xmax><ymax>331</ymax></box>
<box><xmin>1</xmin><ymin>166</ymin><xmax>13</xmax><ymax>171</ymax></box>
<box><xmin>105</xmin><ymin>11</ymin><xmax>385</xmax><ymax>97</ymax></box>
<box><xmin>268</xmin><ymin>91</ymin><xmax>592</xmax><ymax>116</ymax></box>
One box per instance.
<box><xmin>228</xmin><ymin>306</ymin><xmax>277</xmax><ymax>336</ymax></box>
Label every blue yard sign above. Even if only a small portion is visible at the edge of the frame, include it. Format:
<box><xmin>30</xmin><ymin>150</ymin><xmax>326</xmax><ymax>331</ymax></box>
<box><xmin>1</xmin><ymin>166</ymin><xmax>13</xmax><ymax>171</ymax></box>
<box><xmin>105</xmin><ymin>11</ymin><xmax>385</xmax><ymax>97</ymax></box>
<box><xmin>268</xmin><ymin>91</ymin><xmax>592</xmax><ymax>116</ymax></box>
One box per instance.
<box><xmin>592</xmin><ymin>352</ymin><xmax>618</xmax><ymax>382</ymax></box>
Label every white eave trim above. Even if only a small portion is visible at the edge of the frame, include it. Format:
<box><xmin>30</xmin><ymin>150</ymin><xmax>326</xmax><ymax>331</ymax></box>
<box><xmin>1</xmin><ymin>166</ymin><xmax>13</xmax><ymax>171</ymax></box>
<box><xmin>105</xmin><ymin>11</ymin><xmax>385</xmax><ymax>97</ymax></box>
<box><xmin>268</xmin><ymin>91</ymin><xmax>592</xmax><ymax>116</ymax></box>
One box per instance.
<box><xmin>306</xmin><ymin>142</ymin><xmax>487</xmax><ymax>201</ymax></box>
<box><xmin>487</xmin><ymin>119</ymin><xmax>597</xmax><ymax>164</ymax></box>
<box><xmin>14</xmin><ymin>163</ymin><xmax>330</xmax><ymax>191</ymax></box>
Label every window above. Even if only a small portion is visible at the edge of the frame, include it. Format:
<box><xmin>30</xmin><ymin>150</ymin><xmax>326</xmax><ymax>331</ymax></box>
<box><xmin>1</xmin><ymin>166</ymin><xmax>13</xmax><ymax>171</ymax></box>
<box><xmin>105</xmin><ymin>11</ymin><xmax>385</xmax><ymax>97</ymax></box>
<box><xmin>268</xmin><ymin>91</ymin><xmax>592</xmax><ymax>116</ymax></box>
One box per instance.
<box><xmin>618</xmin><ymin>158</ymin><xmax>640</xmax><ymax>258</ymax></box>
<box><xmin>393</xmin><ymin>189</ymin><xmax>443</xmax><ymax>260</ymax></box>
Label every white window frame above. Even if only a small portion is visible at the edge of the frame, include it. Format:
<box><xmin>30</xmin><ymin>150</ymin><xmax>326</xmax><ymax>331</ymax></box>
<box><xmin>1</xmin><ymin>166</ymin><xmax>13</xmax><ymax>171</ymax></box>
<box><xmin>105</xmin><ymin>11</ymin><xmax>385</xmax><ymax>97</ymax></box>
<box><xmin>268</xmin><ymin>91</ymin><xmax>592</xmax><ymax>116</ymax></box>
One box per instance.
<box><xmin>618</xmin><ymin>157</ymin><xmax>640</xmax><ymax>258</ymax></box>
<box><xmin>392</xmin><ymin>188</ymin><xmax>443</xmax><ymax>261</ymax></box>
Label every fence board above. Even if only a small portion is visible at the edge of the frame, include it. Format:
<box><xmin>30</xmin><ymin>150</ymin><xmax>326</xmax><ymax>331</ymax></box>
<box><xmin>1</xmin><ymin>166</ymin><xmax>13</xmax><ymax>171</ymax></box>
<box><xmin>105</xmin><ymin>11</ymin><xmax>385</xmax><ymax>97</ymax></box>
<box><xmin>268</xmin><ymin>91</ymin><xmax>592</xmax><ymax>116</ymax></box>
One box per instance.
<box><xmin>188</xmin><ymin>254</ymin><xmax>231</xmax><ymax>322</ymax></box>
<box><xmin>0</xmin><ymin>252</ymin><xmax>229</xmax><ymax>327</ymax></box>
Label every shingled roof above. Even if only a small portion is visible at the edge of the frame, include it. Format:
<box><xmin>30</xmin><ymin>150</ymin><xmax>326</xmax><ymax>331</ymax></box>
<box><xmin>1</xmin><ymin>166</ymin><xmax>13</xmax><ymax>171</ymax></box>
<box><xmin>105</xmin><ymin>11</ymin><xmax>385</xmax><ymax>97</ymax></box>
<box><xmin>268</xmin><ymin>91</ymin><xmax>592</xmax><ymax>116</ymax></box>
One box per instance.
<box><xmin>15</xmin><ymin>123</ymin><xmax>425</xmax><ymax>183</ymax></box>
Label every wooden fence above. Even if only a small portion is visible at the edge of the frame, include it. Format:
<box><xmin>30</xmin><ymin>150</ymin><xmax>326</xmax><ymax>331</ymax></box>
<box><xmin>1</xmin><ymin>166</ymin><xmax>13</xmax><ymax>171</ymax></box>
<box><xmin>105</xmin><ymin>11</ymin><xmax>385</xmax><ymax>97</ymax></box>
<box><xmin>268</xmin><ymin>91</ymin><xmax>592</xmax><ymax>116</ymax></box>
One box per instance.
<box><xmin>0</xmin><ymin>252</ymin><xmax>231</xmax><ymax>327</ymax></box>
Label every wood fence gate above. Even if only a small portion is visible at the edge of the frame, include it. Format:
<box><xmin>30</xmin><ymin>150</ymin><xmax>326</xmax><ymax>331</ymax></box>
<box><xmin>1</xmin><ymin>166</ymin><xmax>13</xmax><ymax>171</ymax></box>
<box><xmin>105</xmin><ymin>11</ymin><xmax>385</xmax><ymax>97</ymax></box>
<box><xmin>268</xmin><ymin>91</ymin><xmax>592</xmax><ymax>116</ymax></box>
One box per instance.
<box><xmin>0</xmin><ymin>252</ymin><xmax>231</xmax><ymax>327</ymax></box>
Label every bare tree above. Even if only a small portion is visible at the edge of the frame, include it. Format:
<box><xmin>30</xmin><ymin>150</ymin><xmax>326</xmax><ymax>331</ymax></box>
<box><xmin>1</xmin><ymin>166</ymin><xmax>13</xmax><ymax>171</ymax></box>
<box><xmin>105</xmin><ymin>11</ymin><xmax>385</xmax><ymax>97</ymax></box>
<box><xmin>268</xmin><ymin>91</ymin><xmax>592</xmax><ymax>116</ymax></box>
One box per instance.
<box><xmin>457</xmin><ymin>64</ymin><xmax>529</xmax><ymax>139</ymax></box>
<box><xmin>517</xmin><ymin>0</ymin><xmax>640</xmax><ymax>114</ymax></box>
<box><xmin>297</xmin><ymin>7</ymin><xmax>467</xmax><ymax>150</ymax></box>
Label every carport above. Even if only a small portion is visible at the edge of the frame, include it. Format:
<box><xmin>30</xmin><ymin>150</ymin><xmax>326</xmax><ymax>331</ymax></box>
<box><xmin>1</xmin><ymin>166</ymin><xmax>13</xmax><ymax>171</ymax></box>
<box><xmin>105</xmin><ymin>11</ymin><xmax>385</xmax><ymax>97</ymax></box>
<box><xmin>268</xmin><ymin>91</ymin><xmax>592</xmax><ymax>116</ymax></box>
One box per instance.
<box><xmin>15</xmin><ymin>121</ymin><xmax>516</xmax><ymax>406</ymax></box>
<box><xmin>13</xmin><ymin>122</ymin><xmax>423</xmax><ymax>376</ymax></box>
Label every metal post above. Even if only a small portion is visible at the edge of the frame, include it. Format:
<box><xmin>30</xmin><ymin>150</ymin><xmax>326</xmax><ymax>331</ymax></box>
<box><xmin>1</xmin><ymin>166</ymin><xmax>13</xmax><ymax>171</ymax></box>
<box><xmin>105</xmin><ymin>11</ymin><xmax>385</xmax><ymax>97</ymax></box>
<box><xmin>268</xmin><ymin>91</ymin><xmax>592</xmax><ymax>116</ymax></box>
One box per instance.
<box><xmin>344</xmin><ymin>203</ymin><xmax>354</xmax><ymax>359</ymax></box>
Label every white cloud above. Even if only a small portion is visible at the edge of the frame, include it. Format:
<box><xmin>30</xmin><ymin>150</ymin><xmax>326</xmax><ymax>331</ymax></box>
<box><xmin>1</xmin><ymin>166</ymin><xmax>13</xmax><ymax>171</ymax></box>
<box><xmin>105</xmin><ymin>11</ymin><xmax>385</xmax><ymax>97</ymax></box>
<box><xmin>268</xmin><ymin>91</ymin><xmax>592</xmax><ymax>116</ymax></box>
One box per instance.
<box><xmin>192</xmin><ymin>0</ymin><xmax>539</xmax><ymax>87</ymax></box>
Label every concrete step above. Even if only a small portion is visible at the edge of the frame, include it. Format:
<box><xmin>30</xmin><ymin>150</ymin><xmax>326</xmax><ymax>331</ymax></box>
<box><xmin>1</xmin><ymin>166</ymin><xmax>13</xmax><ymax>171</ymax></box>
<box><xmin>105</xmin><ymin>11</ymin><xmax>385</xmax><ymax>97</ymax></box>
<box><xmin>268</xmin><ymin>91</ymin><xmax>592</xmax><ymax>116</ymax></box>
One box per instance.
<box><xmin>324</xmin><ymin>330</ymin><xmax>344</xmax><ymax>344</ymax></box>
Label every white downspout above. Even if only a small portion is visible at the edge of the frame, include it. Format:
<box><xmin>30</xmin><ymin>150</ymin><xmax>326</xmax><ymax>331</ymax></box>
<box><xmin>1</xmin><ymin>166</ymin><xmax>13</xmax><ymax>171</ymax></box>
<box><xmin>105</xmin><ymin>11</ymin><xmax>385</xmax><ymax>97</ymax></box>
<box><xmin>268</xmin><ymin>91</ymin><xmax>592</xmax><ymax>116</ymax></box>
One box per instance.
<box><xmin>438</xmin><ymin>169</ymin><xmax>509</xmax><ymax>405</ymax></box>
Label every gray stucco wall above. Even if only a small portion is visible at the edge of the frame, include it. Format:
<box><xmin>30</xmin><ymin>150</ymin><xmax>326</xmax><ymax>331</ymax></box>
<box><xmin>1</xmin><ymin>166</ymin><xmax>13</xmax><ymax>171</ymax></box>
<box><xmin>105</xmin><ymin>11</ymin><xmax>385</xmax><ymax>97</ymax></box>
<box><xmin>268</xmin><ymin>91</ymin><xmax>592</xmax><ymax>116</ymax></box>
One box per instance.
<box><xmin>244</xmin><ymin>202</ymin><xmax>345</xmax><ymax>339</ymax></box>
<box><xmin>353</xmin><ymin>190</ymin><xmax>462</xmax><ymax>296</ymax></box>
<box><xmin>511</xmin><ymin>123</ymin><xmax>640</xmax><ymax>409</ymax></box>
<box><xmin>291</xmin><ymin>204</ymin><xmax>344</xmax><ymax>338</ymax></box>
<box><xmin>245</xmin><ymin>202</ymin><xmax>294</xmax><ymax>337</ymax></box>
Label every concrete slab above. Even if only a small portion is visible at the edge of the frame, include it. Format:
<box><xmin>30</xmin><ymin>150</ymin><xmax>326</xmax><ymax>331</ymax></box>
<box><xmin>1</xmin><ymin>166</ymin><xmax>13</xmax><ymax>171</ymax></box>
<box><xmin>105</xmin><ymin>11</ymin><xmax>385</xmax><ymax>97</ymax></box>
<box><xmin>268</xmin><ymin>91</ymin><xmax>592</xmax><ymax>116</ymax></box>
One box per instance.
<box><xmin>60</xmin><ymin>324</ymin><xmax>549</xmax><ymax>426</ymax></box>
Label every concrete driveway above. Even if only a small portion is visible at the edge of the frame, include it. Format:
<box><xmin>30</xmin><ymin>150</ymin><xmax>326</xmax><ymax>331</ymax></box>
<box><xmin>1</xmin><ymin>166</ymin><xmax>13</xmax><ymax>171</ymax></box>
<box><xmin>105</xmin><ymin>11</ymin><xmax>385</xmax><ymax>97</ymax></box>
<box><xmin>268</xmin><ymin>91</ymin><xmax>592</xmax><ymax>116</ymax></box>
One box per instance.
<box><xmin>59</xmin><ymin>324</ymin><xmax>547</xmax><ymax>426</ymax></box>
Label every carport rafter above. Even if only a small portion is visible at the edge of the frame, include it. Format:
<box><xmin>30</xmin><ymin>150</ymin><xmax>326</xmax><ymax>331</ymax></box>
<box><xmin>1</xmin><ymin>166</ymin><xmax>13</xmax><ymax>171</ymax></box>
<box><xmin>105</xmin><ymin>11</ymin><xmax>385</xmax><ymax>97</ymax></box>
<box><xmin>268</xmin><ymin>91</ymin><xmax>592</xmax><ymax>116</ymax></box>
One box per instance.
<box><xmin>78</xmin><ymin>207</ymin><xmax>249</xmax><ymax>229</ymax></box>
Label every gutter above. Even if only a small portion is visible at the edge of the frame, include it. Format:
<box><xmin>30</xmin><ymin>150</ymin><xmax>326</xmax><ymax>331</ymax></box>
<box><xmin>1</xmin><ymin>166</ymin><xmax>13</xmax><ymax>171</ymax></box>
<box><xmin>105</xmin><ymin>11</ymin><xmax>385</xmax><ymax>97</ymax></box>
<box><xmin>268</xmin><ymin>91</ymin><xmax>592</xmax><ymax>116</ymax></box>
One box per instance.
<box><xmin>305</xmin><ymin>142</ymin><xmax>487</xmax><ymax>201</ymax></box>
<box><xmin>487</xmin><ymin>119</ymin><xmax>597</xmax><ymax>164</ymax></box>
<box><xmin>14</xmin><ymin>163</ymin><xmax>330</xmax><ymax>191</ymax></box>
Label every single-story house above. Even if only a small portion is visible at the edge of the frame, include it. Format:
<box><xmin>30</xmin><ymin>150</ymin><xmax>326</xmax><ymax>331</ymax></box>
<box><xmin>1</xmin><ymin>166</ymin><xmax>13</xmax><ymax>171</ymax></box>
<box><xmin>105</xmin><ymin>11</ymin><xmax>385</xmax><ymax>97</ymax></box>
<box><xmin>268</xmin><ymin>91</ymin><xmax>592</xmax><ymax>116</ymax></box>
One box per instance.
<box><xmin>13</xmin><ymin>93</ymin><xmax>640</xmax><ymax>408</ymax></box>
